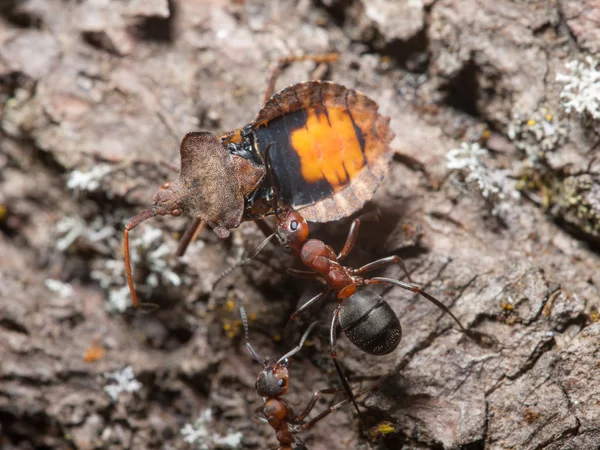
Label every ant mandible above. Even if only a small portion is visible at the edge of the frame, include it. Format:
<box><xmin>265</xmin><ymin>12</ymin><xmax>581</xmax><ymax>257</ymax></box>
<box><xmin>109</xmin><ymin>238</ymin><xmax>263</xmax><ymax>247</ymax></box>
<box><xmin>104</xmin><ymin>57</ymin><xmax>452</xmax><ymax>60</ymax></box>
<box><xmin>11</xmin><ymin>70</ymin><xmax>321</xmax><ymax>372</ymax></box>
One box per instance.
<box><xmin>240</xmin><ymin>307</ymin><xmax>354</xmax><ymax>450</ymax></box>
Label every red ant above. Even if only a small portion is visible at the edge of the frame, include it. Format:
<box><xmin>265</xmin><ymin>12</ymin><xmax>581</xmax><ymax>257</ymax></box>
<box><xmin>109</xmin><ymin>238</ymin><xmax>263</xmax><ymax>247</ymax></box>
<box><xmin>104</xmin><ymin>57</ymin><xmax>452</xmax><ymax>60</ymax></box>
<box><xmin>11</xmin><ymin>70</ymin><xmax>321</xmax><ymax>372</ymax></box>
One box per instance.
<box><xmin>274</xmin><ymin>206</ymin><xmax>471</xmax><ymax>416</ymax></box>
<box><xmin>240</xmin><ymin>307</ymin><xmax>354</xmax><ymax>450</ymax></box>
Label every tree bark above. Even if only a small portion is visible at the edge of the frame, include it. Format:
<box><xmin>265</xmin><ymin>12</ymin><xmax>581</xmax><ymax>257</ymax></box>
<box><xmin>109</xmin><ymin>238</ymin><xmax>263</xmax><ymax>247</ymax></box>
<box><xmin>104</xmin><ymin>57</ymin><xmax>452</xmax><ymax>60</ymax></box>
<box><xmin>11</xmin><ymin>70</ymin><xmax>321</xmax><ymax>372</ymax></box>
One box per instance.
<box><xmin>1</xmin><ymin>0</ymin><xmax>599</xmax><ymax>449</ymax></box>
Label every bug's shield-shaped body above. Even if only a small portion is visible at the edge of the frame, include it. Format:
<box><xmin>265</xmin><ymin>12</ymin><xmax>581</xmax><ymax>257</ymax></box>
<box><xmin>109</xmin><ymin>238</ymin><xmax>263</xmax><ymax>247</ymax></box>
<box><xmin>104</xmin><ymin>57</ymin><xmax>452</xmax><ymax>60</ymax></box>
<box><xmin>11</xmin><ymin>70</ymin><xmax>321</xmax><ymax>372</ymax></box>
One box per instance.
<box><xmin>222</xmin><ymin>80</ymin><xmax>395</xmax><ymax>224</ymax></box>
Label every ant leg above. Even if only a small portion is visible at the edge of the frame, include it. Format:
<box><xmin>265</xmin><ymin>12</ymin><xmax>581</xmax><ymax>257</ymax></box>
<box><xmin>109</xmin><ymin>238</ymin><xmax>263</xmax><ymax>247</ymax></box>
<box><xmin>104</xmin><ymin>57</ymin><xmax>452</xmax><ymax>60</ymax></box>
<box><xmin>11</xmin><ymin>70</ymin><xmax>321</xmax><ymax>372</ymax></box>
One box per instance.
<box><xmin>287</xmin><ymin>268</ymin><xmax>321</xmax><ymax>280</ymax></box>
<box><xmin>289</xmin><ymin>288</ymin><xmax>330</xmax><ymax>321</ymax></box>
<box><xmin>337</xmin><ymin>219</ymin><xmax>361</xmax><ymax>261</ymax></box>
<box><xmin>263</xmin><ymin>53</ymin><xmax>339</xmax><ymax>103</ymax></box>
<box><xmin>336</xmin><ymin>210</ymin><xmax>381</xmax><ymax>261</ymax></box>
<box><xmin>176</xmin><ymin>219</ymin><xmax>205</xmax><ymax>257</ymax></box>
<box><xmin>295</xmin><ymin>387</ymin><xmax>344</xmax><ymax>422</ymax></box>
<box><xmin>330</xmin><ymin>306</ymin><xmax>362</xmax><ymax>419</ymax></box>
<box><xmin>366</xmin><ymin>277</ymin><xmax>468</xmax><ymax>333</ymax></box>
<box><xmin>353</xmin><ymin>255</ymin><xmax>412</xmax><ymax>282</ymax></box>
<box><xmin>299</xmin><ymin>393</ymin><xmax>354</xmax><ymax>431</ymax></box>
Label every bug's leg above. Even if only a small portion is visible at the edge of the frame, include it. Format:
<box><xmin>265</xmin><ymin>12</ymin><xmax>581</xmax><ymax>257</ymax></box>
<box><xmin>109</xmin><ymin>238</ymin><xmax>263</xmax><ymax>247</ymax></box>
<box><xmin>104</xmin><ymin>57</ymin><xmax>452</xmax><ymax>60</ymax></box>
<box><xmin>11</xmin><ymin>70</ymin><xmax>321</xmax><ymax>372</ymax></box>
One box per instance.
<box><xmin>287</xmin><ymin>268</ymin><xmax>321</xmax><ymax>280</ymax></box>
<box><xmin>337</xmin><ymin>219</ymin><xmax>361</xmax><ymax>261</ymax></box>
<box><xmin>159</xmin><ymin>160</ymin><xmax>179</xmax><ymax>172</ymax></box>
<box><xmin>263</xmin><ymin>53</ymin><xmax>339</xmax><ymax>104</ymax></box>
<box><xmin>330</xmin><ymin>305</ymin><xmax>362</xmax><ymax>419</ymax></box>
<box><xmin>365</xmin><ymin>277</ymin><xmax>468</xmax><ymax>333</ymax></box>
<box><xmin>176</xmin><ymin>219</ymin><xmax>205</xmax><ymax>257</ymax></box>
<box><xmin>123</xmin><ymin>210</ymin><xmax>159</xmax><ymax>312</ymax></box>
<box><xmin>353</xmin><ymin>255</ymin><xmax>412</xmax><ymax>282</ymax></box>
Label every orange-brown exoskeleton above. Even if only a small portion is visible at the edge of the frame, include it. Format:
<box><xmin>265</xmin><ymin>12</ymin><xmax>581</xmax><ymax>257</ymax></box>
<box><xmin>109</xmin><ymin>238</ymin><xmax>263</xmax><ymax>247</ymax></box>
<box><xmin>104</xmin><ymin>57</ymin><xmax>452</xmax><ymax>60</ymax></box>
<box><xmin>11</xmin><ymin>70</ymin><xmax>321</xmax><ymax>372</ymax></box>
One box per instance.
<box><xmin>240</xmin><ymin>307</ymin><xmax>353</xmax><ymax>450</ymax></box>
<box><xmin>123</xmin><ymin>54</ymin><xmax>396</xmax><ymax>311</ymax></box>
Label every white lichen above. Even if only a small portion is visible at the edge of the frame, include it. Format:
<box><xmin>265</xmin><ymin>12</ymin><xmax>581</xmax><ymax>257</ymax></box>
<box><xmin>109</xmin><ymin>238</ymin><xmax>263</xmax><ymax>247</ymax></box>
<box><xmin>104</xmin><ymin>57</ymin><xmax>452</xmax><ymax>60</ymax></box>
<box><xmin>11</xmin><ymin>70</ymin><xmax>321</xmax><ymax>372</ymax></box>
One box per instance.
<box><xmin>55</xmin><ymin>216</ymin><xmax>116</xmax><ymax>253</ymax></box>
<box><xmin>106</xmin><ymin>285</ymin><xmax>131</xmax><ymax>313</ymax></box>
<box><xmin>447</xmin><ymin>142</ymin><xmax>519</xmax><ymax>216</ymax></box>
<box><xmin>556</xmin><ymin>57</ymin><xmax>600</xmax><ymax>120</ymax></box>
<box><xmin>44</xmin><ymin>279</ymin><xmax>74</xmax><ymax>297</ymax></box>
<box><xmin>130</xmin><ymin>225</ymin><xmax>181</xmax><ymax>288</ymax></box>
<box><xmin>507</xmin><ymin>110</ymin><xmax>568</xmax><ymax>163</ymax></box>
<box><xmin>90</xmin><ymin>224</ymin><xmax>181</xmax><ymax>312</ymax></box>
<box><xmin>103</xmin><ymin>366</ymin><xmax>142</xmax><ymax>401</ymax></box>
<box><xmin>181</xmin><ymin>409</ymin><xmax>243</xmax><ymax>449</ymax></box>
<box><xmin>67</xmin><ymin>164</ymin><xmax>112</xmax><ymax>192</ymax></box>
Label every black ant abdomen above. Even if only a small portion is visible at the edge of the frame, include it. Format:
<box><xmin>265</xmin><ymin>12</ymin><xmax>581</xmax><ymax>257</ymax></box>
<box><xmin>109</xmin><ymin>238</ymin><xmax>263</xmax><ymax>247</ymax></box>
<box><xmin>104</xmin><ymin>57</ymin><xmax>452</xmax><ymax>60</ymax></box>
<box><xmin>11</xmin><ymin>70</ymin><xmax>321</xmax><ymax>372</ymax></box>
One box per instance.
<box><xmin>339</xmin><ymin>290</ymin><xmax>402</xmax><ymax>356</ymax></box>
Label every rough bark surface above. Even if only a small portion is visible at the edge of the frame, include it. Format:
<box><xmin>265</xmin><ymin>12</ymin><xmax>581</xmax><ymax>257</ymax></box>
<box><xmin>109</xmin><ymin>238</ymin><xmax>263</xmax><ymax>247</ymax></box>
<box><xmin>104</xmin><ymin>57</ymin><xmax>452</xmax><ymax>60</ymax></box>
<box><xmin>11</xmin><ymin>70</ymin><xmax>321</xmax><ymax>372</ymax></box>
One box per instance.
<box><xmin>1</xmin><ymin>1</ymin><xmax>599</xmax><ymax>449</ymax></box>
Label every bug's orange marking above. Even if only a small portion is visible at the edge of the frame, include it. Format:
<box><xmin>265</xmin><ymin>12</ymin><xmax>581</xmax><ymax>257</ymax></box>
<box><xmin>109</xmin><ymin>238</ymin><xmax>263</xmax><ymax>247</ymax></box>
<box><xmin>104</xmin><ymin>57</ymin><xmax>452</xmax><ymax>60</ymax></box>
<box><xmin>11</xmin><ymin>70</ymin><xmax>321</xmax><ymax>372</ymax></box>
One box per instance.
<box><xmin>291</xmin><ymin>107</ymin><xmax>364</xmax><ymax>189</ymax></box>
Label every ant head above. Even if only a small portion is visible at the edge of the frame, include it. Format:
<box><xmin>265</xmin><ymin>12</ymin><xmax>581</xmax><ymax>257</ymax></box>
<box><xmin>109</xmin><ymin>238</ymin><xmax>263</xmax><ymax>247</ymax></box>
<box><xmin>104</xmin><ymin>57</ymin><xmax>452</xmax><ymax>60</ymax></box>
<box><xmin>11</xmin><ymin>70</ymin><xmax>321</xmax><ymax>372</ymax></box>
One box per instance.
<box><xmin>276</xmin><ymin>210</ymin><xmax>308</xmax><ymax>255</ymax></box>
<box><xmin>255</xmin><ymin>360</ymin><xmax>290</xmax><ymax>398</ymax></box>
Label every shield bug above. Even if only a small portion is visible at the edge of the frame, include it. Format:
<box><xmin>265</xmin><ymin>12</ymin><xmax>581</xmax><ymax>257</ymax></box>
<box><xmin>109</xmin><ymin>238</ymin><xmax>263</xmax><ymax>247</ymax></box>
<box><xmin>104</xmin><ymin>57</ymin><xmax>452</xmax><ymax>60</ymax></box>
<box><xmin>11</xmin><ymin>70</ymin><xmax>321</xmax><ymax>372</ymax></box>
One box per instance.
<box><xmin>124</xmin><ymin>55</ymin><xmax>395</xmax><ymax>310</ymax></box>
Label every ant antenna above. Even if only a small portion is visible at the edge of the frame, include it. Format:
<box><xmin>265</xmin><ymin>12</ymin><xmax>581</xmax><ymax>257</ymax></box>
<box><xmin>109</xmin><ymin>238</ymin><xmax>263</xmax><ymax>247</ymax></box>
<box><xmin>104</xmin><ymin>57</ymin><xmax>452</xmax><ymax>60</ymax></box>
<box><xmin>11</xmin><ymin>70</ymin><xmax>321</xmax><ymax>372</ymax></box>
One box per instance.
<box><xmin>124</xmin><ymin>209</ymin><xmax>159</xmax><ymax>312</ymax></box>
<box><xmin>213</xmin><ymin>232</ymin><xmax>276</xmax><ymax>289</ymax></box>
<box><xmin>277</xmin><ymin>321</ymin><xmax>318</xmax><ymax>364</ymax></box>
<box><xmin>240</xmin><ymin>306</ymin><xmax>262</xmax><ymax>363</ymax></box>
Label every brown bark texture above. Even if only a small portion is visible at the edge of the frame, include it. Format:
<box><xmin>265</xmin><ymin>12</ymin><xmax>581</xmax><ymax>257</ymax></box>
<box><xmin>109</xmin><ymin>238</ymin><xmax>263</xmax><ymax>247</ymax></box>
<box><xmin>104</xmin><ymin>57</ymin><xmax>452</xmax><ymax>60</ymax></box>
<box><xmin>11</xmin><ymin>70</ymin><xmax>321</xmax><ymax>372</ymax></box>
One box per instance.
<box><xmin>1</xmin><ymin>0</ymin><xmax>600</xmax><ymax>449</ymax></box>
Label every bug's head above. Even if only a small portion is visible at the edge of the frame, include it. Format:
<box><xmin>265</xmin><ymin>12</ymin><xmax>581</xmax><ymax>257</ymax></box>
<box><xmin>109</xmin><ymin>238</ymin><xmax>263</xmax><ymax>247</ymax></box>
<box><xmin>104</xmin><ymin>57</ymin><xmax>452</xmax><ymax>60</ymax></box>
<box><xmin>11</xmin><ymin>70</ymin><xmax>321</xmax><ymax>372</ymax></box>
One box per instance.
<box><xmin>276</xmin><ymin>210</ymin><xmax>308</xmax><ymax>254</ymax></box>
<box><xmin>256</xmin><ymin>358</ymin><xmax>290</xmax><ymax>398</ymax></box>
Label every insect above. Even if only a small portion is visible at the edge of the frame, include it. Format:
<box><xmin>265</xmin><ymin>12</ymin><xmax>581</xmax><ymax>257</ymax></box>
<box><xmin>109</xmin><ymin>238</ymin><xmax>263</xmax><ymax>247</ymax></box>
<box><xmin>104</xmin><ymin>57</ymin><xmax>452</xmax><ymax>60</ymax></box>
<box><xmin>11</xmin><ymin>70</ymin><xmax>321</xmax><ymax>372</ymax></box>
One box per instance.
<box><xmin>274</xmin><ymin>206</ymin><xmax>470</xmax><ymax>415</ymax></box>
<box><xmin>240</xmin><ymin>306</ymin><xmax>353</xmax><ymax>450</ymax></box>
<box><xmin>123</xmin><ymin>54</ymin><xmax>396</xmax><ymax>310</ymax></box>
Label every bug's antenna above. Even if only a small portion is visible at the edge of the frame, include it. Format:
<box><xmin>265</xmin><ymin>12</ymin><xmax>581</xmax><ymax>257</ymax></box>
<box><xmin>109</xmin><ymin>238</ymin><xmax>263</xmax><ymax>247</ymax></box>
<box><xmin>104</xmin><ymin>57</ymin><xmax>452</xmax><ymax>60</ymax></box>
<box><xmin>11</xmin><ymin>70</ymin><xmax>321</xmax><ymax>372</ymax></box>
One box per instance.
<box><xmin>277</xmin><ymin>321</ymin><xmax>318</xmax><ymax>364</ymax></box>
<box><xmin>213</xmin><ymin>233</ymin><xmax>276</xmax><ymax>290</ymax></box>
<box><xmin>240</xmin><ymin>306</ymin><xmax>262</xmax><ymax>363</ymax></box>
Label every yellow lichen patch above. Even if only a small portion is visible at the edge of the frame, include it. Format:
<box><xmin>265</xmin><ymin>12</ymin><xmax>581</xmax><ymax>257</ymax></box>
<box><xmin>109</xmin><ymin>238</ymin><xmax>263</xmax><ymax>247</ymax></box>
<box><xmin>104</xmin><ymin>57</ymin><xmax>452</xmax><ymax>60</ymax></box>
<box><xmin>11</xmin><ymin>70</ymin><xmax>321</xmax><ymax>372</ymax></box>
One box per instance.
<box><xmin>0</xmin><ymin>205</ymin><xmax>7</xmax><ymax>220</ymax></box>
<box><xmin>501</xmin><ymin>301</ymin><xmax>514</xmax><ymax>312</ymax></box>
<box><xmin>527</xmin><ymin>119</ymin><xmax>537</xmax><ymax>126</ymax></box>
<box><xmin>291</xmin><ymin>107</ymin><xmax>364</xmax><ymax>189</ymax></box>
<box><xmin>369</xmin><ymin>421</ymin><xmax>397</xmax><ymax>440</ymax></box>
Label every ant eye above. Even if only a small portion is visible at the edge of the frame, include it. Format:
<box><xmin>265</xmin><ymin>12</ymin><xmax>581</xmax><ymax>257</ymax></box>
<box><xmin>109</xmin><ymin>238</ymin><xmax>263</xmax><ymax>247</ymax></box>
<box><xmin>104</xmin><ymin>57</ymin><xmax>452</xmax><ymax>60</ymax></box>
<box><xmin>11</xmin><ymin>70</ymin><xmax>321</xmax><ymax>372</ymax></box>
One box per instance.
<box><xmin>277</xmin><ymin>379</ymin><xmax>286</xmax><ymax>387</ymax></box>
<box><xmin>290</xmin><ymin>220</ymin><xmax>298</xmax><ymax>231</ymax></box>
